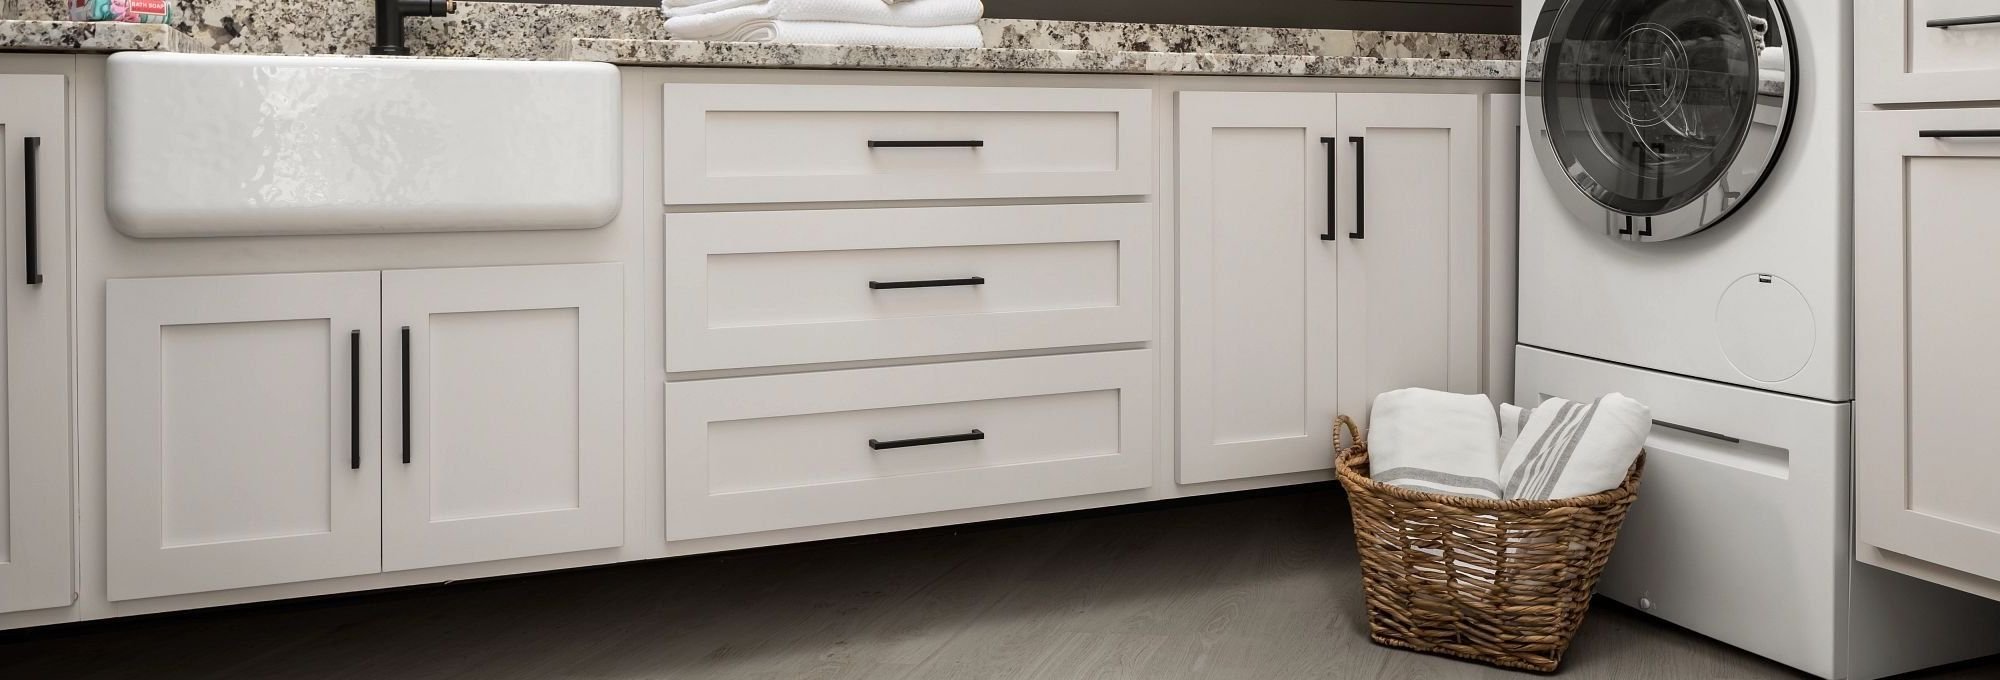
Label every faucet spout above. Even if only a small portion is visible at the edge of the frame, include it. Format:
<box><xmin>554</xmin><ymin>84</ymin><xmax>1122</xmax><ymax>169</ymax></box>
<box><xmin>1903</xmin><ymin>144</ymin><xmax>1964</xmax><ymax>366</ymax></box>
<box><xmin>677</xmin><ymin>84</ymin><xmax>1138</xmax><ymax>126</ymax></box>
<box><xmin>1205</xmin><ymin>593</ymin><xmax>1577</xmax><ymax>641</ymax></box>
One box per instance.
<box><xmin>372</xmin><ymin>0</ymin><xmax>456</xmax><ymax>56</ymax></box>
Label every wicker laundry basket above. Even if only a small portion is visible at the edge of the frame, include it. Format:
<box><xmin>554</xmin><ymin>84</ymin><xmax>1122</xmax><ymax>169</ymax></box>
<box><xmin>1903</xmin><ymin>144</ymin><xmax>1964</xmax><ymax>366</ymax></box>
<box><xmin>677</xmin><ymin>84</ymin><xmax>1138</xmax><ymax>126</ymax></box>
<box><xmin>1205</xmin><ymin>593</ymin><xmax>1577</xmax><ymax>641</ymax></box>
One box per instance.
<box><xmin>1332</xmin><ymin>415</ymin><xmax>1644</xmax><ymax>673</ymax></box>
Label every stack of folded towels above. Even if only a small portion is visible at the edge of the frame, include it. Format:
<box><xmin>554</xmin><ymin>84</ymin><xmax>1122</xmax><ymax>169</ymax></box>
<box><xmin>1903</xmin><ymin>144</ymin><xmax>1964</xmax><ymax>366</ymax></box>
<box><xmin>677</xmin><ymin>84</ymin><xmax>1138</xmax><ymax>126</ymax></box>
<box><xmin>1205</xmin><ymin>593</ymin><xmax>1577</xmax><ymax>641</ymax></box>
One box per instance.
<box><xmin>1366</xmin><ymin>388</ymin><xmax>1649</xmax><ymax>501</ymax></box>
<box><xmin>662</xmin><ymin>0</ymin><xmax>986</xmax><ymax>49</ymax></box>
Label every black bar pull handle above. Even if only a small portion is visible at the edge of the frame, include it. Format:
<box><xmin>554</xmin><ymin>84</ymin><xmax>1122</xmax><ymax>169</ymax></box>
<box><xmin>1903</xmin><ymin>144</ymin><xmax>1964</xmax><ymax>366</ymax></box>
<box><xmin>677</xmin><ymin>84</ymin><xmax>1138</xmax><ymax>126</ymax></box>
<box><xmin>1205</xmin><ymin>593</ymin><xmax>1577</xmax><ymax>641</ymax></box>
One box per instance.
<box><xmin>23</xmin><ymin>137</ymin><xmax>42</xmax><ymax>286</ymax></box>
<box><xmin>1928</xmin><ymin>14</ymin><xmax>2000</xmax><ymax>28</ymax></box>
<box><xmin>350</xmin><ymin>330</ymin><xmax>362</xmax><ymax>471</ymax></box>
<box><xmin>1920</xmin><ymin>129</ymin><xmax>2000</xmax><ymax>138</ymax></box>
<box><xmin>1319</xmin><ymin>137</ymin><xmax>1338</xmax><ymax>241</ymax></box>
<box><xmin>1348</xmin><ymin>136</ymin><xmax>1367</xmax><ymax>240</ymax></box>
<box><xmin>400</xmin><ymin>326</ymin><xmax>412</xmax><ymax>465</ymax></box>
<box><xmin>868</xmin><ymin>140</ymin><xmax>985</xmax><ymax>148</ymax></box>
<box><xmin>869</xmin><ymin>276</ymin><xmax>985</xmax><ymax>290</ymax></box>
<box><xmin>869</xmin><ymin>429</ymin><xmax>985</xmax><ymax>451</ymax></box>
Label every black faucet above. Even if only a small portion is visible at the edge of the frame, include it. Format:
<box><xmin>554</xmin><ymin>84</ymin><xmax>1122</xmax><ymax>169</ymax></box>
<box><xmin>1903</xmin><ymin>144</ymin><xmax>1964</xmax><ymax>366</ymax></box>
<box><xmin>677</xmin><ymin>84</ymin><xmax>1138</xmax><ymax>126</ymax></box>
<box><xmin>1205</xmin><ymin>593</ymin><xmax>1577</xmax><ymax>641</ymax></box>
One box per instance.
<box><xmin>372</xmin><ymin>0</ymin><xmax>456</xmax><ymax>55</ymax></box>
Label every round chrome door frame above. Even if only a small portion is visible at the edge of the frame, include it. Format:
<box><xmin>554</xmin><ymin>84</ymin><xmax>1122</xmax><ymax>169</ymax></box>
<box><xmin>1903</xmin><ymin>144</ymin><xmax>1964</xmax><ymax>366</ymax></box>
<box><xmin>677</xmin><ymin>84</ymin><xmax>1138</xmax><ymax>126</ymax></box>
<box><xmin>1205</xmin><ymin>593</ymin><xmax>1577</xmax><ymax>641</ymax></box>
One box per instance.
<box><xmin>1526</xmin><ymin>0</ymin><xmax>1798</xmax><ymax>242</ymax></box>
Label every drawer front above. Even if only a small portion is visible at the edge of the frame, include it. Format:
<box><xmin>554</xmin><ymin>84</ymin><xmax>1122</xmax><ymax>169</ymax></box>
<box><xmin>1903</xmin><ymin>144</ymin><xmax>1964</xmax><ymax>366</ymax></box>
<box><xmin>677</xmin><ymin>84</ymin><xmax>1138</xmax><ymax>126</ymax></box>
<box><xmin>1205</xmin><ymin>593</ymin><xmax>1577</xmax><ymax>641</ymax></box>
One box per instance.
<box><xmin>661</xmin><ymin>84</ymin><xmax>1153</xmax><ymax>204</ymax></box>
<box><xmin>664</xmin><ymin>204</ymin><xmax>1155</xmax><ymax>371</ymax></box>
<box><xmin>663</xmin><ymin>351</ymin><xmax>1156</xmax><ymax>539</ymax></box>
<box><xmin>1862</xmin><ymin>1</ymin><xmax>2000</xmax><ymax>103</ymax></box>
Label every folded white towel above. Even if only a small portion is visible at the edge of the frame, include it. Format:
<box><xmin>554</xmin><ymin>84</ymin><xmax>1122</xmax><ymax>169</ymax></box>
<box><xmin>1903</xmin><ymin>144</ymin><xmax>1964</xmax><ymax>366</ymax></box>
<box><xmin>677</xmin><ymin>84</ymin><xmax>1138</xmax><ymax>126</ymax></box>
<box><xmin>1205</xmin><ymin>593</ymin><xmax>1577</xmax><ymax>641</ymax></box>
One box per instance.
<box><xmin>1500</xmin><ymin>394</ymin><xmax>1649</xmax><ymax>500</ymax></box>
<box><xmin>667</xmin><ymin>0</ymin><xmax>983</xmax><ymax>36</ymax></box>
<box><xmin>664</xmin><ymin>0</ymin><xmax>766</xmax><ymax>16</ymax></box>
<box><xmin>677</xmin><ymin>20</ymin><xmax>983</xmax><ymax>47</ymax></box>
<box><xmin>1367</xmin><ymin>388</ymin><xmax>1504</xmax><ymax>500</ymax></box>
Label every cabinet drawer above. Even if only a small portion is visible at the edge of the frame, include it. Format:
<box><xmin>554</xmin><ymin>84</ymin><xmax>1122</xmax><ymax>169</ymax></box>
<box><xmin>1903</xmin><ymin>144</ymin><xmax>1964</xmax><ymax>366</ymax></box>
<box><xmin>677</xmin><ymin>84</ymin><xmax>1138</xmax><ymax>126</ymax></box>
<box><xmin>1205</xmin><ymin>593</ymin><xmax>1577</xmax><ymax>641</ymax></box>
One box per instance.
<box><xmin>665</xmin><ymin>204</ymin><xmax>1154</xmax><ymax>371</ymax></box>
<box><xmin>1861</xmin><ymin>1</ymin><xmax>2000</xmax><ymax>103</ymax></box>
<box><xmin>661</xmin><ymin>84</ymin><xmax>1153</xmax><ymax>204</ymax></box>
<box><xmin>663</xmin><ymin>351</ymin><xmax>1155</xmax><ymax>539</ymax></box>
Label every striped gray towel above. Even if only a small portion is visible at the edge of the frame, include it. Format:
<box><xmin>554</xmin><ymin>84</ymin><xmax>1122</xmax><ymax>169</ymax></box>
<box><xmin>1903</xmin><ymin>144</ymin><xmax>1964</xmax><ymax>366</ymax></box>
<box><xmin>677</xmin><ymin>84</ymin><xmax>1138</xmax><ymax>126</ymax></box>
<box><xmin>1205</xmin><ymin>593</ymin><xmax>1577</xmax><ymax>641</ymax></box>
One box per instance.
<box><xmin>1499</xmin><ymin>394</ymin><xmax>1649</xmax><ymax>500</ymax></box>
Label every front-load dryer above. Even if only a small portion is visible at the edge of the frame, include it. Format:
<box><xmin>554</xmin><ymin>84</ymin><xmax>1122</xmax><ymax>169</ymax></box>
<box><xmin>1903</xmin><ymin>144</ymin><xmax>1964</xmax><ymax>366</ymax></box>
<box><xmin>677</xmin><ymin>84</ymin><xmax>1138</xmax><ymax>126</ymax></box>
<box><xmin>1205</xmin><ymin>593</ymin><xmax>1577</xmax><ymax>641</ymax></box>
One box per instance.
<box><xmin>1520</xmin><ymin>0</ymin><xmax>1849</xmax><ymax>401</ymax></box>
<box><xmin>1519</xmin><ymin>1</ymin><xmax>2000</xmax><ymax>677</ymax></box>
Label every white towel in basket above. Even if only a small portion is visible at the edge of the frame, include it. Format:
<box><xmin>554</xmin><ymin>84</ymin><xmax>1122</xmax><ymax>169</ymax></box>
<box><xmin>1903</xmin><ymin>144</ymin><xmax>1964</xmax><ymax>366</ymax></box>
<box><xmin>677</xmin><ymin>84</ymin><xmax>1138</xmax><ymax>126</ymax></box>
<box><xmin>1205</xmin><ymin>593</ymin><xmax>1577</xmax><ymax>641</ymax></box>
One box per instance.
<box><xmin>1500</xmin><ymin>394</ymin><xmax>1649</xmax><ymax>500</ymax></box>
<box><xmin>1367</xmin><ymin>388</ymin><xmax>1504</xmax><ymax>500</ymax></box>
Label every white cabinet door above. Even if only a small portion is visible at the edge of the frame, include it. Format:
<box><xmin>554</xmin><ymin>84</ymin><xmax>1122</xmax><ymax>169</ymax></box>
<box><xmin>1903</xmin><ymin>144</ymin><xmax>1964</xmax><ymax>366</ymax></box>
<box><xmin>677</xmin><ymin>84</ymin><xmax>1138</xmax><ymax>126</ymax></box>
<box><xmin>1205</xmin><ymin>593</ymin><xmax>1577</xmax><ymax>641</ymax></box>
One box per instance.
<box><xmin>1859</xmin><ymin>0</ymin><xmax>2000</xmax><ymax>105</ymax></box>
<box><xmin>1857</xmin><ymin>109</ymin><xmax>2000</xmax><ymax>596</ymax></box>
<box><xmin>1175</xmin><ymin>92</ymin><xmax>1342</xmax><ymax>484</ymax></box>
<box><xmin>1335</xmin><ymin>93</ymin><xmax>1484</xmax><ymax>422</ymax></box>
<box><xmin>0</xmin><ymin>75</ymin><xmax>74</xmax><ymax>614</ymax></box>
<box><xmin>382</xmin><ymin>264</ymin><xmax>624</xmax><ymax>571</ymax></box>
<box><xmin>107</xmin><ymin>272</ymin><xmax>382</xmax><ymax>601</ymax></box>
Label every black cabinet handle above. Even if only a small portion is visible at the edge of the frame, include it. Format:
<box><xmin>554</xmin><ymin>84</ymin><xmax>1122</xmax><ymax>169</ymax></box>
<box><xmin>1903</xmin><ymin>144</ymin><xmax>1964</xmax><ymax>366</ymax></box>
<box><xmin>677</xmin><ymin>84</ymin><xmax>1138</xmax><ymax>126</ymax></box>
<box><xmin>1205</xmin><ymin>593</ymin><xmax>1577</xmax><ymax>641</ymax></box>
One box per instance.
<box><xmin>22</xmin><ymin>137</ymin><xmax>41</xmax><ymax>286</ymax></box>
<box><xmin>1348</xmin><ymin>136</ymin><xmax>1366</xmax><ymax>240</ymax></box>
<box><xmin>868</xmin><ymin>140</ymin><xmax>984</xmax><ymax>148</ymax></box>
<box><xmin>1319</xmin><ymin>137</ymin><xmax>1338</xmax><ymax>241</ymax></box>
<box><xmin>869</xmin><ymin>429</ymin><xmax>985</xmax><ymax>451</ymax></box>
<box><xmin>349</xmin><ymin>330</ymin><xmax>362</xmax><ymax>471</ymax></box>
<box><xmin>1920</xmin><ymin>129</ymin><xmax>2000</xmax><ymax>138</ymax></box>
<box><xmin>869</xmin><ymin>276</ymin><xmax>985</xmax><ymax>290</ymax></box>
<box><xmin>1928</xmin><ymin>14</ymin><xmax>2000</xmax><ymax>28</ymax></box>
<box><xmin>400</xmin><ymin>326</ymin><xmax>411</xmax><ymax>465</ymax></box>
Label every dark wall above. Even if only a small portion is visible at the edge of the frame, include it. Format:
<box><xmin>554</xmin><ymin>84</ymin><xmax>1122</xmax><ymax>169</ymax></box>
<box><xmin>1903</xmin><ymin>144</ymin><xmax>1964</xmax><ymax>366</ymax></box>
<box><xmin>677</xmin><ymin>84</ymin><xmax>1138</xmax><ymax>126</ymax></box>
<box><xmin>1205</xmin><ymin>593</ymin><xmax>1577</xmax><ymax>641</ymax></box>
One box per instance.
<box><xmin>563</xmin><ymin>0</ymin><xmax>1520</xmax><ymax>35</ymax></box>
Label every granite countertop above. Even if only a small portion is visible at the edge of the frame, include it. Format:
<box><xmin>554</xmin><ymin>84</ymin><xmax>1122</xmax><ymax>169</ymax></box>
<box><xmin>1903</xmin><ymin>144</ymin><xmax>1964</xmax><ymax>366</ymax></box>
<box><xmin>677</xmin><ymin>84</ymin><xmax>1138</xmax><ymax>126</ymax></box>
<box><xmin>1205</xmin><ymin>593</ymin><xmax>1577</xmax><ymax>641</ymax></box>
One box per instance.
<box><xmin>1</xmin><ymin>1</ymin><xmax>1521</xmax><ymax>80</ymax></box>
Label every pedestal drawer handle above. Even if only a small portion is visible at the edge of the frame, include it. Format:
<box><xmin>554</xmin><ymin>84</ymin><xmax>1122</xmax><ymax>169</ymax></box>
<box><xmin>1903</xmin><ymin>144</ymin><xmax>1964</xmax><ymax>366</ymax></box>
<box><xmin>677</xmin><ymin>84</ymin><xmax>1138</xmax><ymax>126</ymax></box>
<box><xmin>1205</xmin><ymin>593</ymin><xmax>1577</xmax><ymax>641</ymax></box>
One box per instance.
<box><xmin>1928</xmin><ymin>14</ymin><xmax>2000</xmax><ymax>29</ymax></box>
<box><xmin>869</xmin><ymin>429</ymin><xmax>985</xmax><ymax>451</ymax></box>
<box><xmin>1920</xmin><ymin>129</ymin><xmax>2000</xmax><ymax>138</ymax></box>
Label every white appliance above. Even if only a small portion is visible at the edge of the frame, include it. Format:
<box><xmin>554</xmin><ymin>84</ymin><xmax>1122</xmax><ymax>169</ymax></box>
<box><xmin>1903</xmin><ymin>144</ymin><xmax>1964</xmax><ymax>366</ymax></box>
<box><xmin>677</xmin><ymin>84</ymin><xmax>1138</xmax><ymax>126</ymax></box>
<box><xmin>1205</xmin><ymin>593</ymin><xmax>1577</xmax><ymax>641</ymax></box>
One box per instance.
<box><xmin>1518</xmin><ymin>1</ymin><xmax>2000</xmax><ymax>678</ymax></box>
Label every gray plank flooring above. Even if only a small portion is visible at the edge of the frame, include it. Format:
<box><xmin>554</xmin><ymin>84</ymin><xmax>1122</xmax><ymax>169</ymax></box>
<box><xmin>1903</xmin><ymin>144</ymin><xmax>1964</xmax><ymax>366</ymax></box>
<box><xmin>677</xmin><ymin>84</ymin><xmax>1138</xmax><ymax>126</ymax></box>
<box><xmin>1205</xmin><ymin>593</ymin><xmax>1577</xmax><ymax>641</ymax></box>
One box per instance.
<box><xmin>4</xmin><ymin>487</ymin><xmax>1998</xmax><ymax>679</ymax></box>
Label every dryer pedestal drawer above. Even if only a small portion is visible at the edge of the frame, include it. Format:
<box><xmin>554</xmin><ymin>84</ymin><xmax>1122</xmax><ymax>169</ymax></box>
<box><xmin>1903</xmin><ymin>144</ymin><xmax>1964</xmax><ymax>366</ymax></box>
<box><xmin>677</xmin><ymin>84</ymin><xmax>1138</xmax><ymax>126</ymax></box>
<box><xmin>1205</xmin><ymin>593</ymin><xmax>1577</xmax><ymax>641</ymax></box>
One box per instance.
<box><xmin>661</xmin><ymin>84</ymin><xmax>1153</xmax><ymax>204</ymax></box>
<box><xmin>663</xmin><ymin>351</ymin><xmax>1155</xmax><ymax>540</ymax></box>
<box><xmin>665</xmin><ymin>203</ymin><xmax>1154</xmax><ymax>371</ymax></box>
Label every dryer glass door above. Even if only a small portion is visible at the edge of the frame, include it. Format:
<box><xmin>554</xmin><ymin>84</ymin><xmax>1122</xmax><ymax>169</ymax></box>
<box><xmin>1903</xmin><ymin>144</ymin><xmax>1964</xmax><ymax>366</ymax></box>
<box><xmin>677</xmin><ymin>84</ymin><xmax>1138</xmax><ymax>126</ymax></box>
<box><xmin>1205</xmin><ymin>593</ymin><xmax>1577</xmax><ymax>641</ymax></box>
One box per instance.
<box><xmin>1534</xmin><ymin>0</ymin><xmax>1793</xmax><ymax>241</ymax></box>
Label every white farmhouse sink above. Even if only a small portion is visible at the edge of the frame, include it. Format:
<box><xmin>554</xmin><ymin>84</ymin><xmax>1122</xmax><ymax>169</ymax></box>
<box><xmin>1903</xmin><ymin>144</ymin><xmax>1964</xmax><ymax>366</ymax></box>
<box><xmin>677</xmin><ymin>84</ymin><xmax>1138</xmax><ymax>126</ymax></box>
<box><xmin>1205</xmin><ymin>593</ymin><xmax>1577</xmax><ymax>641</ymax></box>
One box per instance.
<box><xmin>106</xmin><ymin>53</ymin><xmax>621</xmax><ymax>238</ymax></box>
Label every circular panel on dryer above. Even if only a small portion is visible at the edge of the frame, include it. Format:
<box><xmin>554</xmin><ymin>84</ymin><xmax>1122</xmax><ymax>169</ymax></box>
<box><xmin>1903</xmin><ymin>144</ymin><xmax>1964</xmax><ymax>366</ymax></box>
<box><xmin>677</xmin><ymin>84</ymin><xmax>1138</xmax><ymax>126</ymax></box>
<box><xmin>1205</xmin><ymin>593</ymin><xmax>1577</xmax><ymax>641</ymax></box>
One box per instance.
<box><xmin>1528</xmin><ymin>0</ymin><xmax>1796</xmax><ymax>242</ymax></box>
<box><xmin>1715</xmin><ymin>273</ymin><xmax>1814</xmax><ymax>383</ymax></box>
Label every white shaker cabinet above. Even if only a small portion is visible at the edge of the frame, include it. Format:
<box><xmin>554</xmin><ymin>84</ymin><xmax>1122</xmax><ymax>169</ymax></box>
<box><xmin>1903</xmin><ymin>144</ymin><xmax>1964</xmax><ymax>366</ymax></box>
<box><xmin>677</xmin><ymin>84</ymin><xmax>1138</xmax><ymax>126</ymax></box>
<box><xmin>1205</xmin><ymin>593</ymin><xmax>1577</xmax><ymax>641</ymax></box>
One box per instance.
<box><xmin>0</xmin><ymin>75</ymin><xmax>75</xmax><ymax>614</ymax></box>
<box><xmin>106</xmin><ymin>272</ymin><xmax>384</xmax><ymax>601</ymax></box>
<box><xmin>1175</xmin><ymin>92</ymin><xmax>1342</xmax><ymax>485</ymax></box>
<box><xmin>108</xmin><ymin>264</ymin><xmax>626</xmax><ymax>599</ymax></box>
<box><xmin>1858</xmin><ymin>0</ymin><xmax>2000</xmax><ymax>105</ymax></box>
<box><xmin>1332</xmin><ymin>93</ymin><xmax>1484</xmax><ymax>419</ymax></box>
<box><xmin>1856</xmin><ymin>109</ymin><xmax>2000</xmax><ymax>598</ymax></box>
<box><xmin>382</xmin><ymin>264</ymin><xmax>624</xmax><ymax>572</ymax></box>
<box><xmin>1175</xmin><ymin>91</ymin><xmax>1481</xmax><ymax>484</ymax></box>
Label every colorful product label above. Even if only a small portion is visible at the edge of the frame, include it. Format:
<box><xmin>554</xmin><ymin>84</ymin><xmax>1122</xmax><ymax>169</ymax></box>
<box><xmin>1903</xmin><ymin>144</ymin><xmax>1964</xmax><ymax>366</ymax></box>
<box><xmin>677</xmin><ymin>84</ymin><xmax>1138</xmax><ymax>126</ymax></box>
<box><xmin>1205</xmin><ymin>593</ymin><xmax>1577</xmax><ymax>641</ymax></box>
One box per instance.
<box><xmin>68</xmin><ymin>0</ymin><xmax>173</xmax><ymax>24</ymax></box>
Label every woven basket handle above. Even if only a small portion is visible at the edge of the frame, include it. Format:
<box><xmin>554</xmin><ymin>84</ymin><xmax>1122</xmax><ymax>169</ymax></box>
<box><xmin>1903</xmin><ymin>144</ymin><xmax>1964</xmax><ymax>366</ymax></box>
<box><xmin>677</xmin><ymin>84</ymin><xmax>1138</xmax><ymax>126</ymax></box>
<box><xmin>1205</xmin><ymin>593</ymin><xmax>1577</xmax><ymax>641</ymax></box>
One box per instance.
<box><xmin>1335</xmin><ymin>414</ymin><xmax>1364</xmax><ymax>449</ymax></box>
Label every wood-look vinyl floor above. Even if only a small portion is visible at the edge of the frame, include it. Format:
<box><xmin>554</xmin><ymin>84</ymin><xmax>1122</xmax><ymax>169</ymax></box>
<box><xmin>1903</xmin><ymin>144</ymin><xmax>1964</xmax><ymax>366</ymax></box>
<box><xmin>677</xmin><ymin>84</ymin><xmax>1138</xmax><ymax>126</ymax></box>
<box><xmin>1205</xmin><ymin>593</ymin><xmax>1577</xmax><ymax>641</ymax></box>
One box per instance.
<box><xmin>4</xmin><ymin>487</ymin><xmax>1998</xmax><ymax>680</ymax></box>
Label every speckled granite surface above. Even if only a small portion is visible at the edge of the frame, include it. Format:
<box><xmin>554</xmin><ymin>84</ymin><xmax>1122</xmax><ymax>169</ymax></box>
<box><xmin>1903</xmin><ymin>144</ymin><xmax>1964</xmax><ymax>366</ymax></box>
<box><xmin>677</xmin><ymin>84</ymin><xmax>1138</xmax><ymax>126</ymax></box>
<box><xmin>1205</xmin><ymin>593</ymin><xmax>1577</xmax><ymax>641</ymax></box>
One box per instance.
<box><xmin>0</xmin><ymin>18</ymin><xmax>207</xmax><ymax>52</ymax></box>
<box><xmin>981</xmin><ymin>19</ymin><xmax>1516</xmax><ymax>60</ymax></box>
<box><xmin>569</xmin><ymin>38</ymin><xmax>1520</xmax><ymax>79</ymax></box>
<box><xmin>4</xmin><ymin>0</ymin><xmax>1518</xmax><ymax>79</ymax></box>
